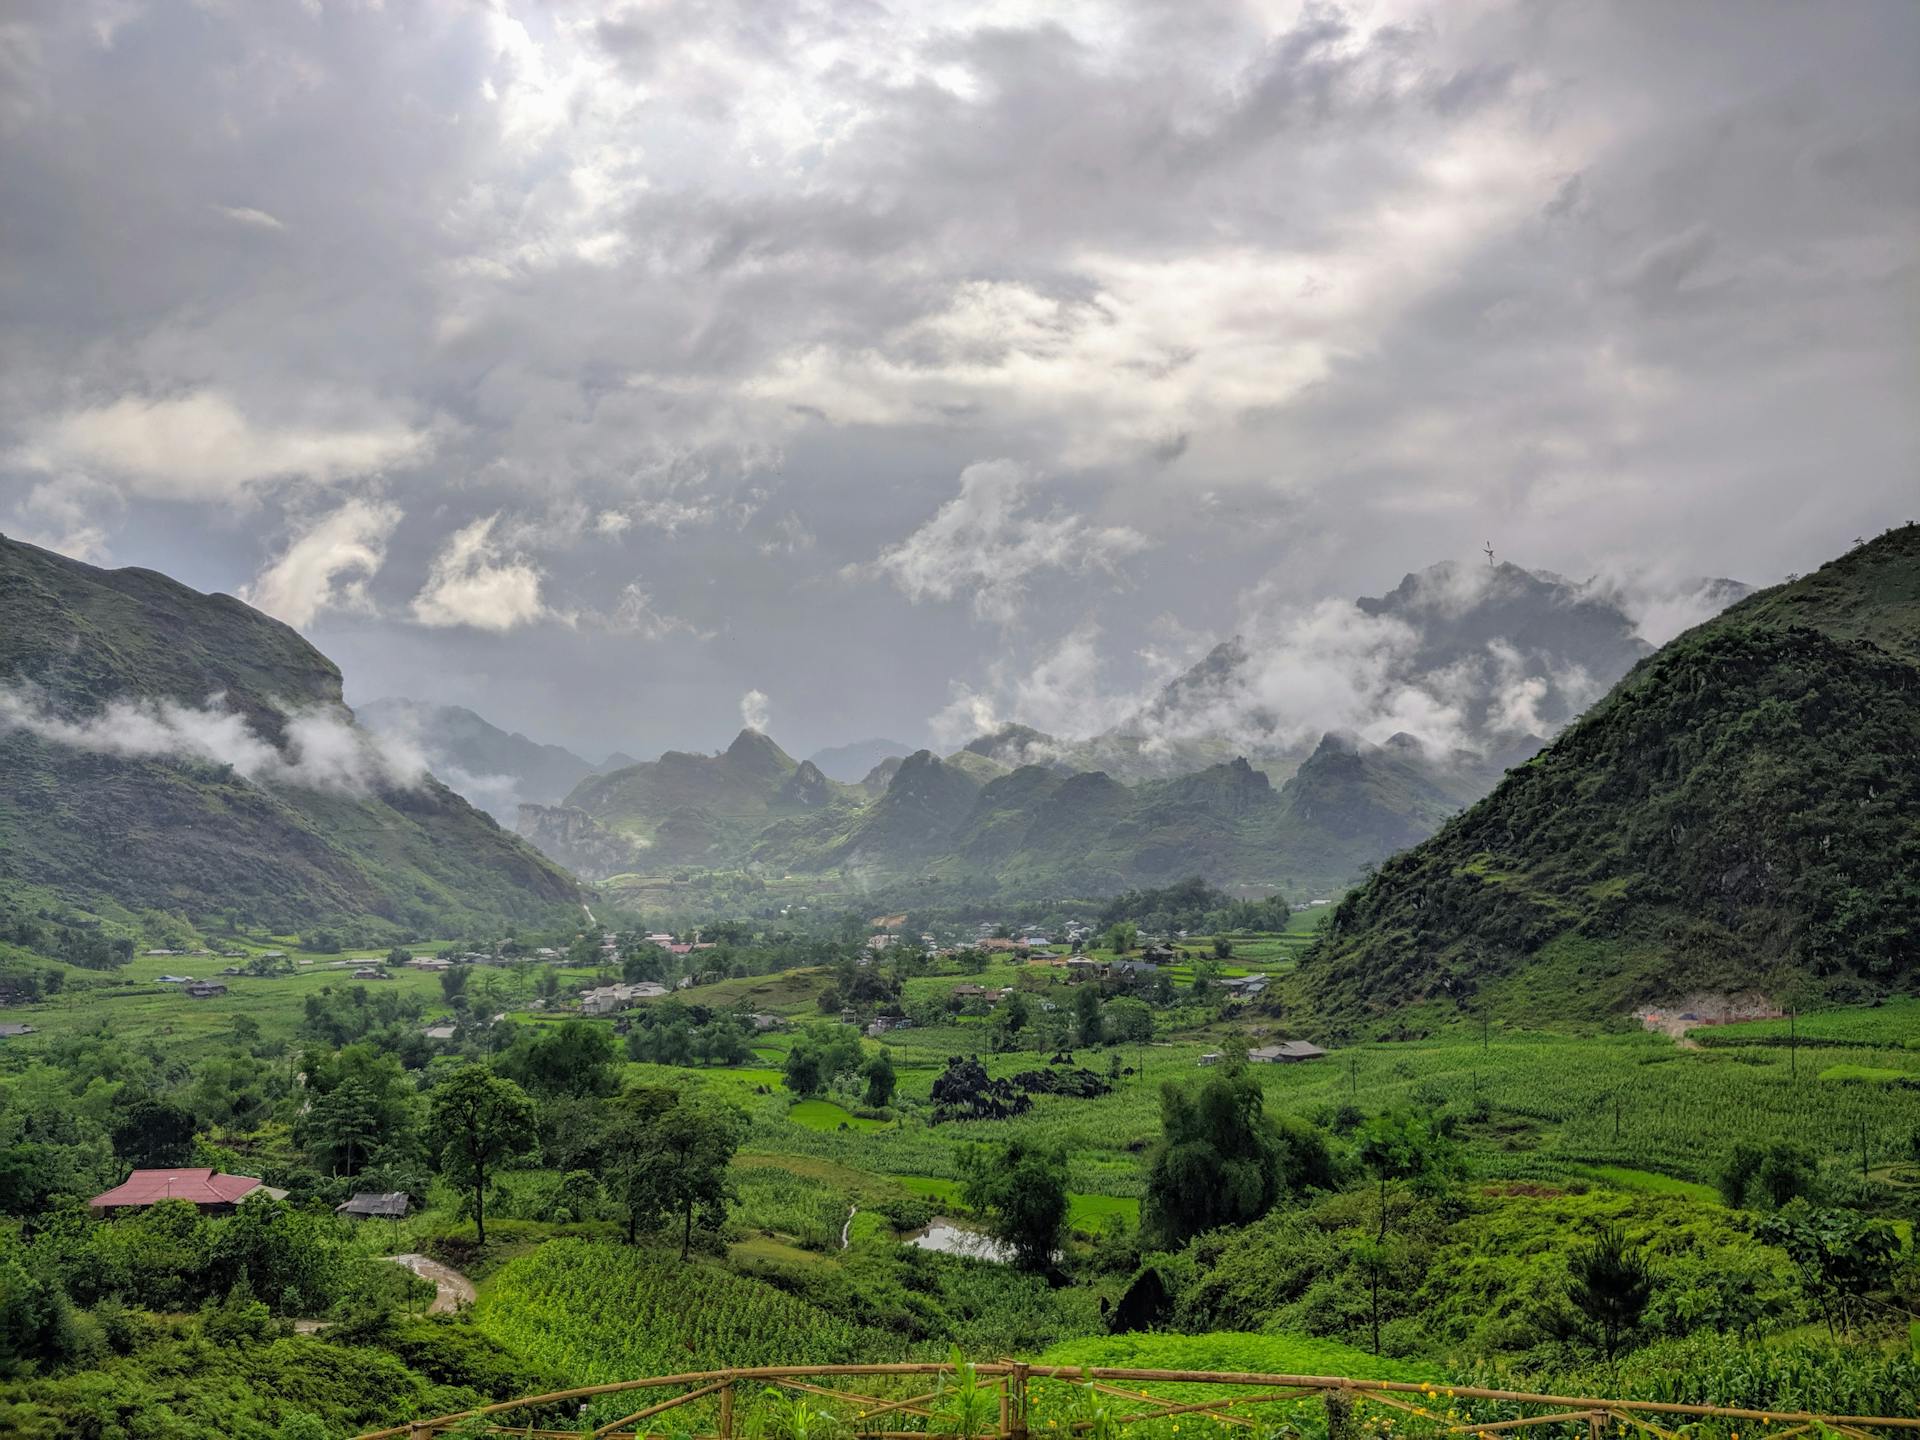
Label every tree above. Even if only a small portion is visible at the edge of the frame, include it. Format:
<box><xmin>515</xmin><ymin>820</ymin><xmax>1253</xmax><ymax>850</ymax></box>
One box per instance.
<box><xmin>1569</xmin><ymin>1224</ymin><xmax>1655</xmax><ymax>1362</ymax></box>
<box><xmin>864</xmin><ymin>1050</ymin><xmax>896</xmax><ymax>1109</ymax></box>
<box><xmin>962</xmin><ymin>1139</ymin><xmax>1069</xmax><ymax>1271</ymax></box>
<box><xmin>1072</xmin><ymin>985</ymin><xmax>1104</xmax><ymax>1047</ymax></box>
<box><xmin>1104</xmin><ymin>996</ymin><xmax>1154</xmax><ymax>1044</ymax></box>
<box><xmin>782</xmin><ymin>1024</ymin><xmax>863</xmax><ymax>1097</ymax></box>
<box><xmin>1757</xmin><ymin>1201</ymin><xmax>1898</xmax><ymax>1338</ymax></box>
<box><xmin>1355</xmin><ymin>1111</ymin><xmax>1458</xmax><ymax>1353</ymax></box>
<box><xmin>496</xmin><ymin>1021</ymin><xmax>619</xmax><ymax>1098</ymax></box>
<box><xmin>605</xmin><ymin>1086</ymin><xmax>745</xmax><ymax>1258</ymax></box>
<box><xmin>1103</xmin><ymin>921</ymin><xmax>1138</xmax><ymax>954</ymax></box>
<box><xmin>111</xmin><ymin>1098</ymin><xmax>198</xmax><ymax>1168</ymax></box>
<box><xmin>428</xmin><ymin>1068</ymin><xmax>538</xmax><ymax>1246</ymax></box>
<box><xmin>1142</xmin><ymin>1067</ymin><xmax>1332</xmax><ymax>1245</ymax></box>
<box><xmin>305</xmin><ymin>1078</ymin><xmax>381</xmax><ymax>1176</ymax></box>
<box><xmin>1718</xmin><ymin>1141</ymin><xmax>1817</xmax><ymax>1209</ymax></box>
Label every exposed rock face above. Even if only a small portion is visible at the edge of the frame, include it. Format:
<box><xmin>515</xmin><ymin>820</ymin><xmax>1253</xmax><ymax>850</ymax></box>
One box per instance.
<box><xmin>515</xmin><ymin>804</ymin><xmax>647</xmax><ymax>881</ymax></box>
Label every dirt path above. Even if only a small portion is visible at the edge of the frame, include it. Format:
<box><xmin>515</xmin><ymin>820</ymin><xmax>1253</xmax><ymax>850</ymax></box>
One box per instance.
<box><xmin>291</xmin><ymin>1252</ymin><xmax>474</xmax><ymax>1333</ymax></box>
<box><xmin>385</xmin><ymin>1252</ymin><xmax>475</xmax><ymax>1313</ymax></box>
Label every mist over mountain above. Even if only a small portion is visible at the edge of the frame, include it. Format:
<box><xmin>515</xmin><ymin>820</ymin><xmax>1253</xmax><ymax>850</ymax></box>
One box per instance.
<box><xmin>357</xmin><ymin>698</ymin><xmax>607</xmax><ymax>820</ymax></box>
<box><xmin>953</xmin><ymin>560</ymin><xmax>1750</xmax><ymax>781</ymax></box>
<box><xmin>0</xmin><ymin>536</ymin><xmax>582</xmax><ymax>938</ymax></box>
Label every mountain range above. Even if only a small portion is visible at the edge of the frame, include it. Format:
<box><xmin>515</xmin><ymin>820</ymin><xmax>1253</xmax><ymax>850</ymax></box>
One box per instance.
<box><xmin>510</xmin><ymin>560</ymin><xmax>1744</xmax><ymax>900</ymax></box>
<box><xmin>0</xmin><ymin>535</ymin><xmax>582</xmax><ymax>943</ymax></box>
<box><xmin>1303</xmin><ymin>526</ymin><xmax>1920</xmax><ymax>1030</ymax></box>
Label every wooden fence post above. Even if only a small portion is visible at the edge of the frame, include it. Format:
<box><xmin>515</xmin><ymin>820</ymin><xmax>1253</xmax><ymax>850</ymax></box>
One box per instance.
<box><xmin>720</xmin><ymin>1377</ymin><xmax>735</xmax><ymax>1440</ymax></box>
<box><xmin>1009</xmin><ymin>1363</ymin><xmax>1029</xmax><ymax>1440</ymax></box>
<box><xmin>1322</xmin><ymin>1386</ymin><xmax>1355</xmax><ymax>1440</ymax></box>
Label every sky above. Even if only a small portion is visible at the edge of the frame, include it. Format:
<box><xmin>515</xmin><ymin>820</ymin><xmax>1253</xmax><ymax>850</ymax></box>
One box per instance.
<box><xmin>1</xmin><ymin>0</ymin><xmax>1915</xmax><ymax>763</ymax></box>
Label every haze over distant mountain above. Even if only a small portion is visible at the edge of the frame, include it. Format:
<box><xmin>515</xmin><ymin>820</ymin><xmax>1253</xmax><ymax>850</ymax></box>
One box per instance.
<box><xmin>806</xmin><ymin>738</ymin><xmax>915</xmax><ymax>784</ymax></box>
<box><xmin>514</xmin><ymin>557</ymin><xmax>1751</xmax><ymax>900</ymax></box>
<box><xmin>357</xmin><ymin>698</ymin><xmax>638</xmax><ymax>821</ymax></box>
<box><xmin>1305</xmin><ymin>527</ymin><xmax>1919</xmax><ymax>1030</ymax></box>
<box><xmin>0</xmin><ymin>537</ymin><xmax>582</xmax><ymax>939</ymax></box>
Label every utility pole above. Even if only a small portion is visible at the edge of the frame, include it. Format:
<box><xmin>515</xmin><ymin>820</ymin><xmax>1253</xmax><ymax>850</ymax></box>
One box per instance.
<box><xmin>1348</xmin><ymin>1053</ymin><xmax>1358</xmax><ymax>1101</ymax></box>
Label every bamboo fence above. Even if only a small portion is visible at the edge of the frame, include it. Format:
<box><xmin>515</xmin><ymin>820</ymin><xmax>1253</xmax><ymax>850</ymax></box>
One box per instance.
<box><xmin>351</xmin><ymin>1360</ymin><xmax>1920</xmax><ymax>1440</ymax></box>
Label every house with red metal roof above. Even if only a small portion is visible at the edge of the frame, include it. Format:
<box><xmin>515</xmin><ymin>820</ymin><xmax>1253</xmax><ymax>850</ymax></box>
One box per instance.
<box><xmin>88</xmin><ymin>1168</ymin><xmax>275</xmax><ymax>1215</ymax></box>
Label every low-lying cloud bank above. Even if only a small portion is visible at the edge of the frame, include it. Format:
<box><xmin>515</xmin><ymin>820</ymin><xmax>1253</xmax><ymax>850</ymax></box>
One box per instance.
<box><xmin>0</xmin><ymin>684</ymin><xmax>427</xmax><ymax>795</ymax></box>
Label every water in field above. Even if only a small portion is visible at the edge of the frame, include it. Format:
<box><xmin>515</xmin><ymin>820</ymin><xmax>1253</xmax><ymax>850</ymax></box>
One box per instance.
<box><xmin>902</xmin><ymin>1218</ymin><xmax>1015</xmax><ymax>1263</ymax></box>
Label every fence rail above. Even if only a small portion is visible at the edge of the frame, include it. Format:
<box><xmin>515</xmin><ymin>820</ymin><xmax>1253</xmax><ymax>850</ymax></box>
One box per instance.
<box><xmin>352</xmin><ymin>1361</ymin><xmax>1920</xmax><ymax>1440</ymax></box>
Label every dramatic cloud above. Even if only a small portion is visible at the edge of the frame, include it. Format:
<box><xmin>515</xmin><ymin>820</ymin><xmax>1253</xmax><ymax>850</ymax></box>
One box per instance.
<box><xmin>873</xmin><ymin>461</ymin><xmax>1150</xmax><ymax>625</ymax></box>
<box><xmin>0</xmin><ymin>684</ymin><xmax>425</xmax><ymax>795</ymax></box>
<box><xmin>0</xmin><ymin>0</ymin><xmax>1910</xmax><ymax>760</ymax></box>
<box><xmin>410</xmin><ymin>515</ymin><xmax>554</xmax><ymax>632</ymax></box>
<box><xmin>18</xmin><ymin>391</ymin><xmax>430</xmax><ymax>502</ymax></box>
<box><xmin>240</xmin><ymin>499</ymin><xmax>403</xmax><ymax>629</ymax></box>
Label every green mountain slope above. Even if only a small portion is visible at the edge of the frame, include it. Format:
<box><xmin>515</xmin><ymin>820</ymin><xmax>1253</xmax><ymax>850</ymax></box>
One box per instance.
<box><xmin>1302</xmin><ymin>526</ymin><xmax>1920</xmax><ymax>1028</ymax></box>
<box><xmin>0</xmin><ymin>535</ymin><xmax>581</xmax><ymax>939</ymax></box>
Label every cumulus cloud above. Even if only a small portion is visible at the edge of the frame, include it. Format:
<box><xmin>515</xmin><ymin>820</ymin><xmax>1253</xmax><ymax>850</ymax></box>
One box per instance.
<box><xmin>872</xmin><ymin>461</ymin><xmax>1150</xmax><ymax>625</ymax></box>
<box><xmin>739</xmin><ymin>689</ymin><xmax>771</xmax><ymax>732</ymax></box>
<box><xmin>240</xmin><ymin>499</ymin><xmax>402</xmax><ymax>628</ymax></box>
<box><xmin>18</xmin><ymin>390</ymin><xmax>431</xmax><ymax>501</ymax></box>
<box><xmin>213</xmin><ymin>204</ymin><xmax>285</xmax><ymax>231</ymax></box>
<box><xmin>0</xmin><ymin>684</ymin><xmax>425</xmax><ymax>795</ymax></box>
<box><xmin>410</xmin><ymin>515</ymin><xmax>554</xmax><ymax>632</ymax></box>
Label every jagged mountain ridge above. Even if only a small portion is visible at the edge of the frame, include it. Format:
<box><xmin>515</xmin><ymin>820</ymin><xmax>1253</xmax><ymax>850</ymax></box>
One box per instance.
<box><xmin>0</xmin><ymin>535</ymin><xmax>582</xmax><ymax>938</ymax></box>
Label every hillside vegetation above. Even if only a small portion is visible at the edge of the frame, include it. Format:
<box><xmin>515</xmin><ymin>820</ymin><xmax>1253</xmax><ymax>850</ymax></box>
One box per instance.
<box><xmin>0</xmin><ymin>535</ymin><xmax>581</xmax><ymax>943</ymax></box>
<box><xmin>1305</xmin><ymin>526</ymin><xmax>1920</xmax><ymax>1026</ymax></box>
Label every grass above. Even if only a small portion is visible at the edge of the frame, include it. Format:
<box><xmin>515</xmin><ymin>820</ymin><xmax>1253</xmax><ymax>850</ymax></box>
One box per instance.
<box><xmin>787</xmin><ymin>1098</ymin><xmax>892</xmax><ymax>1132</ymax></box>
<box><xmin>1571</xmin><ymin>1165</ymin><xmax>1722</xmax><ymax>1205</ymax></box>
<box><xmin>1037</xmin><ymin>1330</ymin><xmax>1443</xmax><ymax>1384</ymax></box>
<box><xmin>1817</xmin><ymin>1064</ymin><xmax>1915</xmax><ymax>1085</ymax></box>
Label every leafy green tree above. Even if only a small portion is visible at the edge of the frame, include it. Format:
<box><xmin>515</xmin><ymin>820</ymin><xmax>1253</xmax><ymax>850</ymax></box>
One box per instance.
<box><xmin>496</xmin><ymin>1020</ymin><xmax>619</xmax><ymax>1098</ymax></box>
<box><xmin>1142</xmin><ymin>1067</ymin><xmax>1332</xmax><ymax>1244</ymax></box>
<box><xmin>1569</xmin><ymin>1224</ymin><xmax>1655</xmax><ymax>1362</ymax></box>
<box><xmin>428</xmin><ymin>1068</ymin><xmax>538</xmax><ymax>1246</ymax></box>
<box><xmin>1103</xmin><ymin>921</ymin><xmax>1138</xmax><ymax>954</ymax></box>
<box><xmin>1072</xmin><ymin>985</ymin><xmax>1104</xmax><ymax>1047</ymax></box>
<box><xmin>782</xmin><ymin>1024</ymin><xmax>863</xmax><ymax>1097</ymax></box>
<box><xmin>1355</xmin><ymin>1111</ymin><xmax>1459</xmax><ymax>1353</ymax></box>
<box><xmin>1756</xmin><ymin>1200</ymin><xmax>1898</xmax><ymax>1338</ymax></box>
<box><xmin>1719</xmin><ymin>1141</ymin><xmax>1818</xmax><ymax>1209</ymax></box>
<box><xmin>111</xmin><ymin>1097</ymin><xmax>198</xmax><ymax>1169</ymax></box>
<box><xmin>962</xmin><ymin>1139</ymin><xmax>1069</xmax><ymax>1271</ymax></box>
<box><xmin>864</xmin><ymin>1050</ymin><xmax>896</xmax><ymax>1108</ymax></box>
<box><xmin>605</xmin><ymin>1086</ymin><xmax>745</xmax><ymax>1258</ymax></box>
<box><xmin>305</xmin><ymin>1078</ymin><xmax>381</xmax><ymax>1176</ymax></box>
<box><xmin>1104</xmin><ymin>996</ymin><xmax>1153</xmax><ymax>1044</ymax></box>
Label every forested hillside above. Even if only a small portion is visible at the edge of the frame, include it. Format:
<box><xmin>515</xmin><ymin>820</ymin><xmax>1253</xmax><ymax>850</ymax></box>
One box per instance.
<box><xmin>1305</xmin><ymin>526</ymin><xmax>1920</xmax><ymax>1027</ymax></box>
<box><xmin>0</xmin><ymin>536</ymin><xmax>582</xmax><ymax>944</ymax></box>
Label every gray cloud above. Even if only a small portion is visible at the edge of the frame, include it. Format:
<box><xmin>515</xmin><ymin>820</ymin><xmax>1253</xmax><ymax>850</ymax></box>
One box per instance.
<box><xmin>1</xmin><ymin>0</ymin><xmax>1913</xmax><ymax>760</ymax></box>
